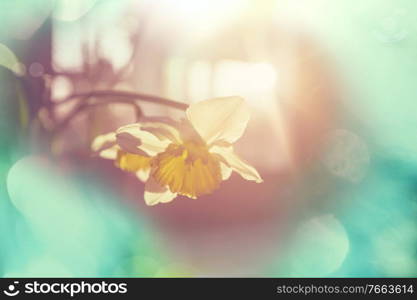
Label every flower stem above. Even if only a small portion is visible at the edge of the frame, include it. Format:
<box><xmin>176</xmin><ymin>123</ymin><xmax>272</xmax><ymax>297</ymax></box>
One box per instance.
<box><xmin>57</xmin><ymin>90</ymin><xmax>188</xmax><ymax>110</ymax></box>
<box><xmin>51</xmin><ymin>91</ymin><xmax>188</xmax><ymax>135</ymax></box>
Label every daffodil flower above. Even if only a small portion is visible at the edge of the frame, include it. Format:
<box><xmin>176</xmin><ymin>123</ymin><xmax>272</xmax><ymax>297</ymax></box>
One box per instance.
<box><xmin>113</xmin><ymin>96</ymin><xmax>263</xmax><ymax>205</ymax></box>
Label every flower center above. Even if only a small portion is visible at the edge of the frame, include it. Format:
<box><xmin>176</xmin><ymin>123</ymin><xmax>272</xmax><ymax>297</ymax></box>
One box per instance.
<box><xmin>151</xmin><ymin>141</ymin><xmax>222</xmax><ymax>199</ymax></box>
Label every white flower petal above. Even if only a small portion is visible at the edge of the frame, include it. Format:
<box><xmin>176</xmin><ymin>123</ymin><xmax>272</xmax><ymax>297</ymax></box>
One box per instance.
<box><xmin>211</xmin><ymin>146</ymin><xmax>263</xmax><ymax>183</ymax></box>
<box><xmin>116</xmin><ymin>123</ymin><xmax>173</xmax><ymax>156</ymax></box>
<box><xmin>135</xmin><ymin>169</ymin><xmax>150</xmax><ymax>182</ymax></box>
<box><xmin>186</xmin><ymin>96</ymin><xmax>250</xmax><ymax>145</ymax></box>
<box><xmin>99</xmin><ymin>146</ymin><xmax>119</xmax><ymax>160</ymax></box>
<box><xmin>144</xmin><ymin>177</ymin><xmax>177</xmax><ymax>206</ymax></box>
<box><xmin>220</xmin><ymin>162</ymin><xmax>232</xmax><ymax>181</ymax></box>
<box><xmin>91</xmin><ymin>132</ymin><xmax>116</xmax><ymax>152</ymax></box>
<box><xmin>91</xmin><ymin>132</ymin><xmax>118</xmax><ymax>159</ymax></box>
<box><xmin>140</xmin><ymin>122</ymin><xmax>181</xmax><ymax>144</ymax></box>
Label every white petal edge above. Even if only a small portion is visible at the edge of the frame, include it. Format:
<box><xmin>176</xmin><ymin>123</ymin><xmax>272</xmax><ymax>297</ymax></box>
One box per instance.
<box><xmin>91</xmin><ymin>132</ymin><xmax>118</xmax><ymax>159</ymax></box>
<box><xmin>99</xmin><ymin>145</ymin><xmax>119</xmax><ymax>160</ymax></box>
<box><xmin>211</xmin><ymin>146</ymin><xmax>263</xmax><ymax>183</ymax></box>
<box><xmin>91</xmin><ymin>132</ymin><xmax>116</xmax><ymax>151</ymax></box>
<box><xmin>220</xmin><ymin>162</ymin><xmax>233</xmax><ymax>181</ymax></box>
<box><xmin>186</xmin><ymin>96</ymin><xmax>250</xmax><ymax>145</ymax></box>
<box><xmin>135</xmin><ymin>169</ymin><xmax>150</xmax><ymax>183</ymax></box>
<box><xmin>116</xmin><ymin>123</ymin><xmax>173</xmax><ymax>156</ymax></box>
<box><xmin>144</xmin><ymin>177</ymin><xmax>177</xmax><ymax>206</ymax></box>
<box><xmin>140</xmin><ymin>121</ymin><xmax>181</xmax><ymax>144</ymax></box>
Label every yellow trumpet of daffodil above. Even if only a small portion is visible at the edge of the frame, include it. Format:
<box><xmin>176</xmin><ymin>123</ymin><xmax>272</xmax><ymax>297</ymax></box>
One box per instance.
<box><xmin>92</xmin><ymin>96</ymin><xmax>263</xmax><ymax>205</ymax></box>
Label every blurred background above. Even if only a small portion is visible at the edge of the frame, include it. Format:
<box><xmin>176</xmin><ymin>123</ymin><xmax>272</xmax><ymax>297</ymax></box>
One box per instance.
<box><xmin>0</xmin><ymin>0</ymin><xmax>416</xmax><ymax>277</ymax></box>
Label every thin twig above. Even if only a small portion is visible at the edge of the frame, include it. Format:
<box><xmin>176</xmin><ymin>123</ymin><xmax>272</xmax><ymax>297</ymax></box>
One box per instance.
<box><xmin>56</xmin><ymin>90</ymin><xmax>188</xmax><ymax>110</ymax></box>
<box><xmin>52</xmin><ymin>91</ymin><xmax>188</xmax><ymax>134</ymax></box>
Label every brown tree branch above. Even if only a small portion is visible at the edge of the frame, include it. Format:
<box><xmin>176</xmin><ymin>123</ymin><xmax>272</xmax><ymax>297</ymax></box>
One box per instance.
<box><xmin>56</xmin><ymin>90</ymin><xmax>188</xmax><ymax>110</ymax></box>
